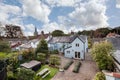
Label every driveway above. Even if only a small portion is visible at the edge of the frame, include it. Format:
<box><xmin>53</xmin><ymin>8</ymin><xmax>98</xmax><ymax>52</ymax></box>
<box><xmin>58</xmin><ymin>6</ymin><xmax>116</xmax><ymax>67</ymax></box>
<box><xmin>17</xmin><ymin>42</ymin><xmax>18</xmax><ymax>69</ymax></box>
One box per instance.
<box><xmin>51</xmin><ymin>53</ymin><xmax>99</xmax><ymax>80</ymax></box>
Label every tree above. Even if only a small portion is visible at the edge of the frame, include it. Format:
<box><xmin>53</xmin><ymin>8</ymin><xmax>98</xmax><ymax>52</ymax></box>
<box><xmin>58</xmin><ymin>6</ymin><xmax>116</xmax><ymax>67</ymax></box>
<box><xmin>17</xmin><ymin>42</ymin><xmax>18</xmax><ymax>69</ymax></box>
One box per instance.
<box><xmin>0</xmin><ymin>41</ymin><xmax>11</xmax><ymax>52</ymax></box>
<box><xmin>37</xmin><ymin>53</ymin><xmax>46</xmax><ymax>63</ymax></box>
<box><xmin>35</xmin><ymin>39</ymin><xmax>48</xmax><ymax>54</ymax></box>
<box><xmin>50</xmin><ymin>55</ymin><xmax>60</xmax><ymax>66</ymax></box>
<box><xmin>91</xmin><ymin>41</ymin><xmax>114</xmax><ymax>71</ymax></box>
<box><xmin>94</xmin><ymin>72</ymin><xmax>105</xmax><ymax>80</ymax></box>
<box><xmin>51</xmin><ymin>30</ymin><xmax>64</xmax><ymax>36</ymax></box>
<box><xmin>5</xmin><ymin>24</ymin><xmax>23</xmax><ymax>38</ymax></box>
<box><xmin>17</xmin><ymin>68</ymin><xmax>35</xmax><ymax>80</ymax></box>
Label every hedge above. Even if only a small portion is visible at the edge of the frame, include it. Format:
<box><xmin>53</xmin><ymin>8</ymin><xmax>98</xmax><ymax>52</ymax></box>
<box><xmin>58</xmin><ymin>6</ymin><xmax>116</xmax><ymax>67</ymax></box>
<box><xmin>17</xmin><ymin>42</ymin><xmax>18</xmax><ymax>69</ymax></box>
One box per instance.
<box><xmin>64</xmin><ymin>60</ymin><xmax>73</xmax><ymax>70</ymax></box>
<box><xmin>73</xmin><ymin>61</ymin><xmax>81</xmax><ymax>73</ymax></box>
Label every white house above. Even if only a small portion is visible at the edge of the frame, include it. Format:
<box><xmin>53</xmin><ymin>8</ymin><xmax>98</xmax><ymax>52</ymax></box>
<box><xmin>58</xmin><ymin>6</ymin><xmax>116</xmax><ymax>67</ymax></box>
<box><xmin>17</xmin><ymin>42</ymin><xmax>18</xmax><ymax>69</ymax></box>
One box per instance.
<box><xmin>48</xmin><ymin>35</ymin><xmax>88</xmax><ymax>60</ymax></box>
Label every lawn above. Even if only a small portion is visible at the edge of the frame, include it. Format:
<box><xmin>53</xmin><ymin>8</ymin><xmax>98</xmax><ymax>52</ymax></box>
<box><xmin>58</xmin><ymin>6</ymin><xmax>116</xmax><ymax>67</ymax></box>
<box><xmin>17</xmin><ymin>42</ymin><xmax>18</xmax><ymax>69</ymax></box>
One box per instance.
<box><xmin>34</xmin><ymin>65</ymin><xmax>59</xmax><ymax>80</ymax></box>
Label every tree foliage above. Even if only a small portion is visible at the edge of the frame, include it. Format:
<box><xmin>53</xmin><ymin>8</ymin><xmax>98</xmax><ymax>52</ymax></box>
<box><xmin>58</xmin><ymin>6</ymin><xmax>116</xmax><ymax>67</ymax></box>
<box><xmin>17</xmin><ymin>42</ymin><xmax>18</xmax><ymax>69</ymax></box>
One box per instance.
<box><xmin>91</xmin><ymin>41</ymin><xmax>114</xmax><ymax>71</ymax></box>
<box><xmin>37</xmin><ymin>53</ymin><xmax>46</xmax><ymax>63</ymax></box>
<box><xmin>0</xmin><ymin>41</ymin><xmax>11</xmax><ymax>52</ymax></box>
<box><xmin>78</xmin><ymin>27</ymin><xmax>120</xmax><ymax>38</ymax></box>
<box><xmin>17</xmin><ymin>68</ymin><xmax>35</xmax><ymax>80</ymax></box>
<box><xmin>50</xmin><ymin>55</ymin><xmax>60</xmax><ymax>66</ymax></box>
<box><xmin>51</xmin><ymin>30</ymin><xmax>64</xmax><ymax>37</ymax></box>
<box><xmin>35</xmin><ymin>39</ymin><xmax>48</xmax><ymax>54</ymax></box>
<box><xmin>94</xmin><ymin>72</ymin><xmax>105</xmax><ymax>80</ymax></box>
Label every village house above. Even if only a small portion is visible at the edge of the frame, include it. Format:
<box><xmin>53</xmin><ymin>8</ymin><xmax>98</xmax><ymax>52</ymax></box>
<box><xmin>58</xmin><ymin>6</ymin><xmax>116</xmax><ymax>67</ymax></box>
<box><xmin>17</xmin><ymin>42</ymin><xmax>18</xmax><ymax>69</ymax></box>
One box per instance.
<box><xmin>48</xmin><ymin>35</ymin><xmax>88</xmax><ymax>60</ymax></box>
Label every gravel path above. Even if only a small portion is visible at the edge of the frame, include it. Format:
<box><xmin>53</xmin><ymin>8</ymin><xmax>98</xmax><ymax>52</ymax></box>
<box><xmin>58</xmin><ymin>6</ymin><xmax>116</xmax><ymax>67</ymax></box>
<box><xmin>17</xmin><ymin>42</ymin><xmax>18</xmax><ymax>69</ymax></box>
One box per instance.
<box><xmin>52</xmin><ymin>53</ymin><xmax>99</xmax><ymax>80</ymax></box>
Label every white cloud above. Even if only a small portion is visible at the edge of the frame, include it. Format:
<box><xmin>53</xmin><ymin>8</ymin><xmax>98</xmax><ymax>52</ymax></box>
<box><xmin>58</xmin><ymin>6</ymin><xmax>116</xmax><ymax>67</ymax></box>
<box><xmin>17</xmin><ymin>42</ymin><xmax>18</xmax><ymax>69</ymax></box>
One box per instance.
<box><xmin>45</xmin><ymin>0</ymin><xmax>81</xmax><ymax>7</ymax></box>
<box><xmin>116</xmin><ymin>0</ymin><xmax>120</xmax><ymax>8</ymax></box>
<box><xmin>0</xmin><ymin>3</ymin><xmax>21</xmax><ymax>24</ymax></box>
<box><xmin>25</xmin><ymin>24</ymin><xmax>35</xmax><ymax>31</ymax></box>
<box><xmin>41</xmin><ymin>22</ymin><xmax>68</xmax><ymax>33</ymax></box>
<box><xmin>21</xmin><ymin>0</ymin><xmax>51</xmax><ymax>23</ymax></box>
<box><xmin>24</xmin><ymin>31</ymin><xmax>33</xmax><ymax>36</ymax></box>
<box><xmin>68</xmin><ymin>0</ymin><xmax>108</xmax><ymax>30</ymax></box>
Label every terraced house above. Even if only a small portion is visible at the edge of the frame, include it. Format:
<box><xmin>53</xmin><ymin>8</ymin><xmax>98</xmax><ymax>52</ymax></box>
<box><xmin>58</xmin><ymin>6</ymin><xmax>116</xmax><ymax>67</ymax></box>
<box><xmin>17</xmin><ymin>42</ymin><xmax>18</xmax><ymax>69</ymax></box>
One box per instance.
<box><xmin>48</xmin><ymin>35</ymin><xmax>88</xmax><ymax>60</ymax></box>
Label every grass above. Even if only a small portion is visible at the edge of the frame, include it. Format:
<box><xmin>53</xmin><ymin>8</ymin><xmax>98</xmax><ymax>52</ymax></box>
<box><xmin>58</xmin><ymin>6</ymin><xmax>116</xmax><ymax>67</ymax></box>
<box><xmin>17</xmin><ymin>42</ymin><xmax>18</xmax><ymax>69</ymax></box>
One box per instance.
<box><xmin>34</xmin><ymin>65</ymin><xmax>59</xmax><ymax>80</ymax></box>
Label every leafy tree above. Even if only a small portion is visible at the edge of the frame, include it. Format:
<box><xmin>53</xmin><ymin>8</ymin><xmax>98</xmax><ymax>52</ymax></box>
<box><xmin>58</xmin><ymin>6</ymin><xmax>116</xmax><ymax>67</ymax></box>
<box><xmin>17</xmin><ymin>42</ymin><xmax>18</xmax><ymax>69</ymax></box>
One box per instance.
<box><xmin>37</xmin><ymin>53</ymin><xmax>46</xmax><ymax>63</ymax></box>
<box><xmin>51</xmin><ymin>30</ymin><xmax>64</xmax><ymax>36</ymax></box>
<box><xmin>22</xmin><ymin>49</ymin><xmax>35</xmax><ymax>60</ymax></box>
<box><xmin>0</xmin><ymin>41</ymin><xmax>11</xmax><ymax>52</ymax></box>
<box><xmin>94</xmin><ymin>72</ymin><xmax>105</xmax><ymax>80</ymax></box>
<box><xmin>0</xmin><ymin>52</ymin><xmax>7</xmax><ymax>60</ymax></box>
<box><xmin>91</xmin><ymin>41</ymin><xmax>114</xmax><ymax>71</ymax></box>
<box><xmin>35</xmin><ymin>39</ymin><xmax>48</xmax><ymax>54</ymax></box>
<box><xmin>50</xmin><ymin>55</ymin><xmax>60</xmax><ymax>66</ymax></box>
<box><xmin>17</xmin><ymin>68</ymin><xmax>35</xmax><ymax>80</ymax></box>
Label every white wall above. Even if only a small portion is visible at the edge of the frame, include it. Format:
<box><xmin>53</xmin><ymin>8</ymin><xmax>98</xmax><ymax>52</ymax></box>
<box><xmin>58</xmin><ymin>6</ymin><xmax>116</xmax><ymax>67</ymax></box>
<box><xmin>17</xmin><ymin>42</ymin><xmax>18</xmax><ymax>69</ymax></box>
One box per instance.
<box><xmin>65</xmin><ymin>37</ymin><xmax>85</xmax><ymax>59</ymax></box>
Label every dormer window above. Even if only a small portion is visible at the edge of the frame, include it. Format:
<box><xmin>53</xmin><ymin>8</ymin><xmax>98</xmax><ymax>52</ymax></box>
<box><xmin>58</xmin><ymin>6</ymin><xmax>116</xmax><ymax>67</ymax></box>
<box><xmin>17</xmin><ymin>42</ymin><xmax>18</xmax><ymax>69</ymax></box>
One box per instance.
<box><xmin>76</xmin><ymin>43</ymin><xmax>79</xmax><ymax>47</ymax></box>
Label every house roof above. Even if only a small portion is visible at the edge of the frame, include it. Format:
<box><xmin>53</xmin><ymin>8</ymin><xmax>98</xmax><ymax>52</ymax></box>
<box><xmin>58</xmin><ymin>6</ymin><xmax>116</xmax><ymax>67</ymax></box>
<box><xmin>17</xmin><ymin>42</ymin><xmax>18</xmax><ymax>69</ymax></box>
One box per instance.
<box><xmin>20</xmin><ymin>60</ymin><xmax>41</xmax><ymax>69</ymax></box>
<box><xmin>48</xmin><ymin>35</ymin><xmax>87</xmax><ymax>43</ymax></box>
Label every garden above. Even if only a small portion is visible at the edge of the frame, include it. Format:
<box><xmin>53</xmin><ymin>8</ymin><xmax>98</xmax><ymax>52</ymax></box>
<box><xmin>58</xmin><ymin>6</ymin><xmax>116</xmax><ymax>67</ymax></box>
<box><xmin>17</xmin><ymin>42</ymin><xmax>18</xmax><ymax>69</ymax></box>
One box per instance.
<box><xmin>0</xmin><ymin>39</ymin><xmax>61</xmax><ymax>80</ymax></box>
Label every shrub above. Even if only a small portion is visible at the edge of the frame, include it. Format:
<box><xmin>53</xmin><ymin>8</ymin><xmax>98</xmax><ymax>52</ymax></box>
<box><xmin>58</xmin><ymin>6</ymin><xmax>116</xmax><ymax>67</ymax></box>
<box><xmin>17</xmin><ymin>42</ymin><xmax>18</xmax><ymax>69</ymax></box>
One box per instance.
<box><xmin>17</xmin><ymin>68</ymin><xmax>35</xmax><ymax>80</ymax></box>
<box><xmin>50</xmin><ymin>50</ymin><xmax>59</xmax><ymax>54</ymax></box>
<box><xmin>91</xmin><ymin>41</ymin><xmax>114</xmax><ymax>71</ymax></box>
<box><xmin>7</xmin><ymin>71</ymin><xmax>17</xmax><ymax>80</ymax></box>
<box><xmin>21</xmin><ymin>49</ymin><xmax>35</xmax><ymax>60</ymax></box>
<box><xmin>64</xmin><ymin>60</ymin><xmax>73</xmax><ymax>70</ymax></box>
<box><xmin>50</xmin><ymin>55</ymin><xmax>61</xmax><ymax>66</ymax></box>
<box><xmin>37</xmin><ymin>53</ymin><xmax>46</xmax><ymax>64</ymax></box>
<box><xmin>94</xmin><ymin>72</ymin><xmax>105</xmax><ymax>80</ymax></box>
<box><xmin>73</xmin><ymin>61</ymin><xmax>81</xmax><ymax>73</ymax></box>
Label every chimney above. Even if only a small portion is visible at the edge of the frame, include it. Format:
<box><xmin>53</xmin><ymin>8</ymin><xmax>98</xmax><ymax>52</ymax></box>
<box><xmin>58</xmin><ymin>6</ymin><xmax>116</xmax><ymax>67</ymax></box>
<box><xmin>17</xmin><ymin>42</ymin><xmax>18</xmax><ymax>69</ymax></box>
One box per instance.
<box><xmin>41</xmin><ymin>31</ymin><xmax>44</xmax><ymax>35</ymax></box>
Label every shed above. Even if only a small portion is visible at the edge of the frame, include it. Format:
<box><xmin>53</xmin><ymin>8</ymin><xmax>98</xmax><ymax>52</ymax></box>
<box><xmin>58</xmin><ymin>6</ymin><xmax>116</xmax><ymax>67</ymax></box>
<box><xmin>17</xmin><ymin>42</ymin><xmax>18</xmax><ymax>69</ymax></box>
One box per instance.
<box><xmin>20</xmin><ymin>60</ymin><xmax>41</xmax><ymax>71</ymax></box>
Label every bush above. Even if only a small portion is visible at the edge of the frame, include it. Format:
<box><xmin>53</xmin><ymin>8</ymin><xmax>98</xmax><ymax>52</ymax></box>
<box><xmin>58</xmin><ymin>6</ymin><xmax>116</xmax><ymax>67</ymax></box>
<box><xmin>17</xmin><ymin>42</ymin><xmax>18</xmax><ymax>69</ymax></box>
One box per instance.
<box><xmin>37</xmin><ymin>53</ymin><xmax>46</xmax><ymax>64</ymax></box>
<box><xmin>21</xmin><ymin>49</ymin><xmax>35</xmax><ymax>60</ymax></box>
<box><xmin>64</xmin><ymin>60</ymin><xmax>73</xmax><ymax>70</ymax></box>
<box><xmin>50</xmin><ymin>50</ymin><xmax>59</xmax><ymax>54</ymax></box>
<box><xmin>94</xmin><ymin>72</ymin><xmax>105</xmax><ymax>80</ymax></box>
<box><xmin>17</xmin><ymin>68</ymin><xmax>35</xmax><ymax>80</ymax></box>
<box><xmin>73</xmin><ymin>61</ymin><xmax>81</xmax><ymax>73</ymax></box>
<box><xmin>50</xmin><ymin>55</ymin><xmax>61</xmax><ymax>66</ymax></box>
<box><xmin>7</xmin><ymin>71</ymin><xmax>17</xmax><ymax>80</ymax></box>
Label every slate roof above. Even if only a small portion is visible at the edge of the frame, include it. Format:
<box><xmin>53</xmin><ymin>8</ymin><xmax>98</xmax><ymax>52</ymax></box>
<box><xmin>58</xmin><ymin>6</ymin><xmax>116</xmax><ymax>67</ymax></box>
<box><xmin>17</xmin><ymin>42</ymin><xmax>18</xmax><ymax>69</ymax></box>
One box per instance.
<box><xmin>106</xmin><ymin>37</ymin><xmax>120</xmax><ymax>64</ymax></box>
<box><xmin>48</xmin><ymin>35</ymin><xmax>86</xmax><ymax>43</ymax></box>
<box><xmin>106</xmin><ymin>37</ymin><xmax>120</xmax><ymax>50</ymax></box>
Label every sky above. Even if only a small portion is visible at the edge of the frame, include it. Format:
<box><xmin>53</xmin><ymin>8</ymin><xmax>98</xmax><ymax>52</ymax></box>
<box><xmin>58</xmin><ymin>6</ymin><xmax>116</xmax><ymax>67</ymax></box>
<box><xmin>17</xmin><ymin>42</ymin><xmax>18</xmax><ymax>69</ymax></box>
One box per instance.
<box><xmin>0</xmin><ymin>0</ymin><xmax>120</xmax><ymax>36</ymax></box>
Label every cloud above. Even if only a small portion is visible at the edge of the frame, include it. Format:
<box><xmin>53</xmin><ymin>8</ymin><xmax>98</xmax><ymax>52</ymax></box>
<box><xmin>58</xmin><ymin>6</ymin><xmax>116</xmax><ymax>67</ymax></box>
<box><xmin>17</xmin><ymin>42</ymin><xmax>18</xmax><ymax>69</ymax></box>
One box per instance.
<box><xmin>0</xmin><ymin>3</ymin><xmax>22</xmax><ymax>24</ymax></box>
<box><xmin>68</xmin><ymin>0</ymin><xmax>108</xmax><ymax>30</ymax></box>
<box><xmin>25</xmin><ymin>24</ymin><xmax>35</xmax><ymax>31</ymax></box>
<box><xmin>41</xmin><ymin>22</ymin><xmax>68</xmax><ymax>33</ymax></box>
<box><xmin>45</xmin><ymin>0</ymin><xmax>81</xmax><ymax>7</ymax></box>
<box><xmin>116</xmin><ymin>0</ymin><xmax>120</xmax><ymax>8</ymax></box>
<box><xmin>21</xmin><ymin>0</ymin><xmax>51</xmax><ymax>23</ymax></box>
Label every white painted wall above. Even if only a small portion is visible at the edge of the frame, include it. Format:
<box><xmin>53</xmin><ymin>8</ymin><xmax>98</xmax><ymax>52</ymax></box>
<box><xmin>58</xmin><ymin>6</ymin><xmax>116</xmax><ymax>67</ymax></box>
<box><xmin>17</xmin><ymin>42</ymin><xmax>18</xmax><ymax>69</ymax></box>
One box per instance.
<box><xmin>65</xmin><ymin>37</ymin><xmax>85</xmax><ymax>59</ymax></box>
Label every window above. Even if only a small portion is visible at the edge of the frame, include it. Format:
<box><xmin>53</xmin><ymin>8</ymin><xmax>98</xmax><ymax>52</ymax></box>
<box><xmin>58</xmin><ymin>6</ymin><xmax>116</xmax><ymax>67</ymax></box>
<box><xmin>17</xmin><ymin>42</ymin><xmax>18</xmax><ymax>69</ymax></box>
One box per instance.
<box><xmin>67</xmin><ymin>51</ymin><xmax>70</xmax><ymax>53</ymax></box>
<box><xmin>76</xmin><ymin>43</ymin><xmax>79</xmax><ymax>47</ymax></box>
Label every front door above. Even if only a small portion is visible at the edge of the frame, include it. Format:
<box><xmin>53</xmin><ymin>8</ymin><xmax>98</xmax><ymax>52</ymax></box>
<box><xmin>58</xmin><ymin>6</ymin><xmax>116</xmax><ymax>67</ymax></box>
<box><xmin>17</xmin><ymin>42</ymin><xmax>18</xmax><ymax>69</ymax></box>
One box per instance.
<box><xmin>75</xmin><ymin>52</ymin><xmax>80</xmax><ymax>58</ymax></box>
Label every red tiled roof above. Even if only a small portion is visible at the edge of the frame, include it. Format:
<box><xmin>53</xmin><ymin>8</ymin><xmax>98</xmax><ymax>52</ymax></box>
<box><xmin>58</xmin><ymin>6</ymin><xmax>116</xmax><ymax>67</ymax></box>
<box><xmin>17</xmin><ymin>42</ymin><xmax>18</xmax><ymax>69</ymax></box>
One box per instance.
<box><xmin>113</xmin><ymin>73</ymin><xmax>120</xmax><ymax>78</ymax></box>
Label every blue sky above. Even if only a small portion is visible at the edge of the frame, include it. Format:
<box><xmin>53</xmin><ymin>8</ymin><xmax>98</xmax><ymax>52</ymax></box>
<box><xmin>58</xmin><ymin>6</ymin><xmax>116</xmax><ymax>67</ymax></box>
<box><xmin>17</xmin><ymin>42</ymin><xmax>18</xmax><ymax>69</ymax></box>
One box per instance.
<box><xmin>0</xmin><ymin>0</ymin><xmax>120</xmax><ymax>36</ymax></box>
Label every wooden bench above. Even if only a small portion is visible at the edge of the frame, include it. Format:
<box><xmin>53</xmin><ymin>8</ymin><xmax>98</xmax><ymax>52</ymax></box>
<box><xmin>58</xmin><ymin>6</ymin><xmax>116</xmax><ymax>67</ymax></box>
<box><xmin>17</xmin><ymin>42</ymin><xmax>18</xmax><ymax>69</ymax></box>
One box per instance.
<box><xmin>37</xmin><ymin>68</ymin><xmax>50</xmax><ymax>78</ymax></box>
<box><xmin>42</xmin><ymin>71</ymin><xmax>51</xmax><ymax>78</ymax></box>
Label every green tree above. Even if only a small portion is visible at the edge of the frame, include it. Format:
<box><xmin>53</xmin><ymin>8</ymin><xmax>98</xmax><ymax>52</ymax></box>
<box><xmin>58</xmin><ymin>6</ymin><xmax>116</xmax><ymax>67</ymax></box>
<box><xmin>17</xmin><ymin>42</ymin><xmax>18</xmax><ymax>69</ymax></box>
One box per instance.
<box><xmin>37</xmin><ymin>53</ymin><xmax>46</xmax><ymax>64</ymax></box>
<box><xmin>51</xmin><ymin>30</ymin><xmax>64</xmax><ymax>36</ymax></box>
<box><xmin>35</xmin><ymin>39</ymin><xmax>48</xmax><ymax>54</ymax></box>
<box><xmin>94</xmin><ymin>72</ymin><xmax>105</xmax><ymax>80</ymax></box>
<box><xmin>50</xmin><ymin>55</ymin><xmax>60</xmax><ymax>66</ymax></box>
<box><xmin>17</xmin><ymin>68</ymin><xmax>35</xmax><ymax>80</ymax></box>
<box><xmin>91</xmin><ymin>41</ymin><xmax>114</xmax><ymax>71</ymax></box>
<box><xmin>0</xmin><ymin>41</ymin><xmax>11</xmax><ymax>52</ymax></box>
